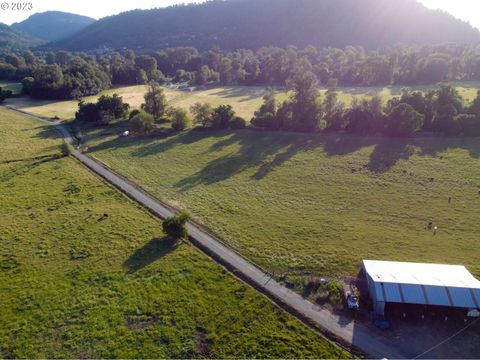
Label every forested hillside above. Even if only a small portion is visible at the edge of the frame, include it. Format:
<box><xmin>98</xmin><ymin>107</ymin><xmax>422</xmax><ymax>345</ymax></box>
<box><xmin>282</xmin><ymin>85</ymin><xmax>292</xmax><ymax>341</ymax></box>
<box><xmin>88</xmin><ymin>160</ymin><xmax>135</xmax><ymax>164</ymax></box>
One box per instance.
<box><xmin>0</xmin><ymin>23</ymin><xmax>43</xmax><ymax>50</ymax></box>
<box><xmin>12</xmin><ymin>11</ymin><xmax>95</xmax><ymax>42</ymax></box>
<box><xmin>50</xmin><ymin>0</ymin><xmax>480</xmax><ymax>51</ymax></box>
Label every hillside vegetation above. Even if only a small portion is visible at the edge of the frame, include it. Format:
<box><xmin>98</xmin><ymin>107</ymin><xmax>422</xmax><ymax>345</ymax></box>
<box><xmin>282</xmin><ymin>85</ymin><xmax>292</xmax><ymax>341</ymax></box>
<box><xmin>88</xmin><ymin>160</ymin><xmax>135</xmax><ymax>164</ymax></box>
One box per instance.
<box><xmin>12</xmin><ymin>11</ymin><xmax>96</xmax><ymax>42</ymax></box>
<box><xmin>0</xmin><ymin>108</ymin><xmax>348</xmax><ymax>358</ymax></box>
<box><xmin>81</xmin><ymin>126</ymin><xmax>480</xmax><ymax>283</ymax></box>
<box><xmin>51</xmin><ymin>0</ymin><xmax>480</xmax><ymax>51</ymax></box>
<box><xmin>0</xmin><ymin>23</ymin><xmax>43</xmax><ymax>50</ymax></box>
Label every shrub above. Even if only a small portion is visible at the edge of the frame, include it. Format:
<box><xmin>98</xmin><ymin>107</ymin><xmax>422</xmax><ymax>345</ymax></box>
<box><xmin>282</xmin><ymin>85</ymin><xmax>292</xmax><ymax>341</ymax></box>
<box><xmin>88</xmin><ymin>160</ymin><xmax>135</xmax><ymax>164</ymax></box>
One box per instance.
<box><xmin>96</xmin><ymin>94</ymin><xmax>130</xmax><ymax>120</ymax></box>
<box><xmin>252</xmin><ymin>89</ymin><xmax>277</xmax><ymax>128</ymax></box>
<box><xmin>345</xmin><ymin>108</ymin><xmax>378</xmax><ymax>135</ymax></box>
<box><xmin>130</xmin><ymin>111</ymin><xmax>155</xmax><ymax>133</ymax></box>
<box><xmin>211</xmin><ymin>105</ymin><xmax>235</xmax><ymax>129</ymax></box>
<box><xmin>21</xmin><ymin>77</ymin><xmax>35</xmax><ymax>95</ymax></box>
<box><xmin>305</xmin><ymin>277</ymin><xmax>321</xmax><ymax>293</ymax></box>
<box><xmin>456</xmin><ymin>114</ymin><xmax>480</xmax><ymax>136</ymax></box>
<box><xmin>171</xmin><ymin>108</ymin><xmax>192</xmax><ymax>131</ymax></box>
<box><xmin>141</xmin><ymin>82</ymin><xmax>168</xmax><ymax>119</ymax></box>
<box><xmin>60</xmin><ymin>141</ymin><xmax>74</xmax><ymax>157</ymax></box>
<box><xmin>162</xmin><ymin>212</ymin><xmax>190</xmax><ymax>240</ymax></box>
<box><xmin>0</xmin><ymin>87</ymin><xmax>12</xmax><ymax>103</ymax></box>
<box><xmin>190</xmin><ymin>102</ymin><xmax>213</xmax><ymax>128</ymax></box>
<box><xmin>173</xmin><ymin>69</ymin><xmax>195</xmax><ymax>83</ymax></box>
<box><xmin>326</xmin><ymin>280</ymin><xmax>343</xmax><ymax>305</ymax></box>
<box><xmin>384</xmin><ymin>103</ymin><xmax>424</xmax><ymax>137</ymax></box>
<box><xmin>251</xmin><ymin>112</ymin><xmax>279</xmax><ymax>129</ymax></box>
<box><xmin>0</xmin><ymin>63</ymin><xmax>17</xmax><ymax>80</ymax></box>
<box><xmin>157</xmin><ymin>115</ymin><xmax>172</xmax><ymax>124</ymax></box>
<box><xmin>275</xmin><ymin>101</ymin><xmax>292</xmax><ymax>129</ymax></box>
<box><xmin>433</xmin><ymin>115</ymin><xmax>461</xmax><ymax>135</ymax></box>
<box><xmin>75</xmin><ymin>101</ymin><xmax>100</xmax><ymax>123</ymax></box>
<box><xmin>75</xmin><ymin>94</ymin><xmax>129</xmax><ymax>125</ymax></box>
<box><xmin>229</xmin><ymin>116</ymin><xmax>247</xmax><ymax>129</ymax></box>
<box><xmin>129</xmin><ymin>109</ymin><xmax>141</xmax><ymax>120</ymax></box>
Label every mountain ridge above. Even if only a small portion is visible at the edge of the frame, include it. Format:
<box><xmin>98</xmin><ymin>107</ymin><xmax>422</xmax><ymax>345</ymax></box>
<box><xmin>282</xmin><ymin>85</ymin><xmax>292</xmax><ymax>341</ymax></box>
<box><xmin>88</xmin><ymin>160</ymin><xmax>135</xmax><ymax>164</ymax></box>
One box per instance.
<box><xmin>48</xmin><ymin>0</ymin><xmax>480</xmax><ymax>51</ymax></box>
<box><xmin>12</xmin><ymin>11</ymin><xmax>96</xmax><ymax>42</ymax></box>
<box><xmin>0</xmin><ymin>23</ymin><xmax>43</xmax><ymax>50</ymax></box>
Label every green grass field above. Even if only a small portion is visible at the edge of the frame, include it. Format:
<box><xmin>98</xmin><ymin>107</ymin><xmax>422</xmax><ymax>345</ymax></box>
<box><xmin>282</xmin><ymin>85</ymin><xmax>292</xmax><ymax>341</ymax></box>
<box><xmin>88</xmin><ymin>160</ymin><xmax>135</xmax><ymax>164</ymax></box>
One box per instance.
<box><xmin>81</xmin><ymin>126</ymin><xmax>480</xmax><ymax>285</ymax></box>
<box><xmin>0</xmin><ymin>108</ymin><xmax>349</xmax><ymax>358</ymax></box>
<box><xmin>4</xmin><ymin>85</ymin><xmax>284</xmax><ymax>121</ymax></box>
<box><xmin>0</xmin><ymin>81</ymin><xmax>22</xmax><ymax>95</ymax></box>
<box><xmin>6</xmin><ymin>82</ymin><xmax>479</xmax><ymax>124</ymax></box>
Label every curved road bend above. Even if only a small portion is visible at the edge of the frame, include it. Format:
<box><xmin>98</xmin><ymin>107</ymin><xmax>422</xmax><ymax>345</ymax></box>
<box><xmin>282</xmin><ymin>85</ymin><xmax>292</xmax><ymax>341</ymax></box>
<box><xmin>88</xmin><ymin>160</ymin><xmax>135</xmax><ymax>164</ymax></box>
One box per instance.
<box><xmin>19</xmin><ymin>110</ymin><xmax>408</xmax><ymax>359</ymax></box>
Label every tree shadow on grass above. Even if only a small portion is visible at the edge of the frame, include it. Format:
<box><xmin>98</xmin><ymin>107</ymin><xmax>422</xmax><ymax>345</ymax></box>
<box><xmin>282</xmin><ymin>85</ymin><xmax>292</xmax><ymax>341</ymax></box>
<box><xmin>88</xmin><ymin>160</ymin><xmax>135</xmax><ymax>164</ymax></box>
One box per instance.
<box><xmin>416</xmin><ymin>136</ymin><xmax>480</xmax><ymax>159</ymax></box>
<box><xmin>175</xmin><ymin>130</ymin><xmax>480</xmax><ymax>188</ymax></box>
<box><xmin>208</xmin><ymin>87</ymin><xmax>266</xmax><ymax>102</ymax></box>
<box><xmin>367</xmin><ymin>140</ymin><xmax>414</xmax><ymax>173</ymax></box>
<box><xmin>82</xmin><ymin>119</ymin><xmax>480</xmax><ymax>185</ymax></box>
<box><xmin>88</xmin><ymin>132</ymin><xmax>170</xmax><ymax>155</ymax></box>
<box><xmin>321</xmin><ymin>132</ymin><xmax>377</xmax><ymax>157</ymax></box>
<box><xmin>368</xmin><ymin>136</ymin><xmax>480</xmax><ymax>173</ymax></box>
<box><xmin>123</xmin><ymin>236</ymin><xmax>179</xmax><ymax>273</ymax></box>
<box><xmin>33</xmin><ymin>125</ymin><xmax>63</xmax><ymax>140</ymax></box>
<box><xmin>175</xmin><ymin>131</ymin><xmax>377</xmax><ymax>189</ymax></box>
<box><xmin>0</xmin><ymin>155</ymin><xmax>60</xmax><ymax>183</ymax></box>
<box><xmin>89</xmin><ymin>129</ymin><xmax>229</xmax><ymax>158</ymax></box>
<box><xmin>174</xmin><ymin>131</ymin><xmax>304</xmax><ymax>190</ymax></box>
<box><xmin>130</xmin><ymin>130</ymin><xmax>212</xmax><ymax>158</ymax></box>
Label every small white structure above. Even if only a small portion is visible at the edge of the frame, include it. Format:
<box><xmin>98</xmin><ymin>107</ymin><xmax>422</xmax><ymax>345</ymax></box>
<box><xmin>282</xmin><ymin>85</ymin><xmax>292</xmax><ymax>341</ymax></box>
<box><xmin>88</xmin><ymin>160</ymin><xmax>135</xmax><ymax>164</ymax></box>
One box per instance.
<box><xmin>122</xmin><ymin>131</ymin><xmax>130</xmax><ymax>137</ymax></box>
<box><xmin>363</xmin><ymin>260</ymin><xmax>480</xmax><ymax>315</ymax></box>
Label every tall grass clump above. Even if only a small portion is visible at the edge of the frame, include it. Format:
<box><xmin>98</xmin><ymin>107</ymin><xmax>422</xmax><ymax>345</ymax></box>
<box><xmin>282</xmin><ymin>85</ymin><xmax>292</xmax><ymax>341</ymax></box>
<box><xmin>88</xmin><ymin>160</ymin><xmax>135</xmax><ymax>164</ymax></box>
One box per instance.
<box><xmin>162</xmin><ymin>212</ymin><xmax>190</xmax><ymax>240</ymax></box>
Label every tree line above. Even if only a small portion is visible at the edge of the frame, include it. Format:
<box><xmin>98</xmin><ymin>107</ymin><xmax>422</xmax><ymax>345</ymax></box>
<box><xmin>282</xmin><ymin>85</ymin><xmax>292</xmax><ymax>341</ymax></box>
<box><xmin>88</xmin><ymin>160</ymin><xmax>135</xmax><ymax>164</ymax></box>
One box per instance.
<box><xmin>74</xmin><ymin>82</ymin><xmax>247</xmax><ymax>134</ymax></box>
<box><xmin>74</xmin><ymin>76</ymin><xmax>480</xmax><ymax>139</ymax></box>
<box><xmin>1</xmin><ymin>43</ymin><xmax>480</xmax><ymax>100</ymax></box>
<box><xmin>249</xmin><ymin>68</ymin><xmax>480</xmax><ymax>137</ymax></box>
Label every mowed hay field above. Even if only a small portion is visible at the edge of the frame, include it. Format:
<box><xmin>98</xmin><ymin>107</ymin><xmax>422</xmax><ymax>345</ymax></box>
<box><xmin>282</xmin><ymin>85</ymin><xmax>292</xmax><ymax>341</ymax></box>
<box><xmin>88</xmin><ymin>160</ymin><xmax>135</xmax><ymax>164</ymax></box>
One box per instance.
<box><xmin>6</xmin><ymin>82</ymin><xmax>479</xmax><ymax>123</ymax></box>
<box><xmin>83</xmin><ymin>127</ymin><xmax>480</xmax><ymax>280</ymax></box>
<box><xmin>0</xmin><ymin>109</ymin><xmax>349</xmax><ymax>358</ymax></box>
<box><xmin>4</xmin><ymin>85</ymin><xmax>278</xmax><ymax>121</ymax></box>
<box><xmin>0</xmin><ymin>81</ymin><xmax>23</xmax><ymax>95</ymax></box>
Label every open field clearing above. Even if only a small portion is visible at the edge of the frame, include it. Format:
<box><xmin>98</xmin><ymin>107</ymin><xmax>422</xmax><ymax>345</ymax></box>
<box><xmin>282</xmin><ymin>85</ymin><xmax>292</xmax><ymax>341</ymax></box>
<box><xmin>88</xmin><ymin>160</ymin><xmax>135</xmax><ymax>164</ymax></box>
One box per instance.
<box><xmin>4</xmin><ymin>85</ymin><xmax>287</xmax><ymax>121</ymax></box>
<box><xmin>0</xmin><ymin>108</ymin><xmax>349</xmax><ymax>358</ymax></box>
<box><xmin>6</xmin><ymin>82</ymin><xmax>479</xmax><ymax>123</ymax></box>
<box><xmin>81</xmin><ymin>126</ymin><xmax>480</xmax><ymax>283</ymax></box>
<box><xmin>0</xmin><ymin>81</ymin><xmax>22</xmax><ymax>95</ymax></box>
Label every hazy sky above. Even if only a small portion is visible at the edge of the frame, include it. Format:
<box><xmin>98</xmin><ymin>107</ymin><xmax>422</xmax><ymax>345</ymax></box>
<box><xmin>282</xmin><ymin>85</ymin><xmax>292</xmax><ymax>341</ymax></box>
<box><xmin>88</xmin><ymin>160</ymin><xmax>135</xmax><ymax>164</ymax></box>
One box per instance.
<box><xmin>1</xmin><ymin>0</ymin><xmax>203</xmax><ymax>24</ymax></box>
<box><xmin>1</xmin><ymin>0</ymin><xmax>479</xmax><ymax>30</ymax></box>
<box><xmin>419</xmin><ymin>0</ymin><xmax>480</xmax><ymax>29</ymax></box>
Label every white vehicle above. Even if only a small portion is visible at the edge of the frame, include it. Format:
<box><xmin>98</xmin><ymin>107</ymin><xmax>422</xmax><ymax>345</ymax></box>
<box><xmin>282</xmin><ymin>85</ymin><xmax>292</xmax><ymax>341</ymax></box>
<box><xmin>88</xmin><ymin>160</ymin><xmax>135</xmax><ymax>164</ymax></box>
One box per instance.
<box><xmin>122</xmin><ymin>131</ymin><xmax>130</xmax><ymax>137</ymax></box>
<box><xmin>345</xmin><ymin>291</ymin><xmax>359</xmax><ymax>310</ymax></box>
<box><xmin>468</xmin><ymin>309</ymin><xmax>480</xmax><ymax>318</ymax></box>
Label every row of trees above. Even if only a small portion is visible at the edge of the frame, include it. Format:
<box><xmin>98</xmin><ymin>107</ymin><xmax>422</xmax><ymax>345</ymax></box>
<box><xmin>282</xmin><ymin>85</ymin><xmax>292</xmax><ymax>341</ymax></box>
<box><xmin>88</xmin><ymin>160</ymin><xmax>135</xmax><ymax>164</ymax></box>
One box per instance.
<box><xmin>251</xmin><ymin>68</ymin><xmax>480</xmax><ymax>137</ymax></box>
<box><xmin>0</xmin><ymin>87</ymin><xmax>12</xmax><ymax>103</ymax></box>
<box><xmin>125</xmin><ymin>44</ymin><xmax>480</xmax><ymax>87</ymax></box>
<box><xmin>2</xmin><ymin>43</ymin><xmax>480</xmax><ymax>100</ymax></box>
<box><xmin>133</xmin><ymin>83</ymin><xmax>248</xmax><ymax>133</ymax></box>
<box><xmin>73</xmin><ymin>74</ymin><xmax>480</xmax><ymax>138</ymax></box>
<box><xmin>74</xmin><ymin>81</ymin><xmax>248</xmax><ymax>134</ymax></box>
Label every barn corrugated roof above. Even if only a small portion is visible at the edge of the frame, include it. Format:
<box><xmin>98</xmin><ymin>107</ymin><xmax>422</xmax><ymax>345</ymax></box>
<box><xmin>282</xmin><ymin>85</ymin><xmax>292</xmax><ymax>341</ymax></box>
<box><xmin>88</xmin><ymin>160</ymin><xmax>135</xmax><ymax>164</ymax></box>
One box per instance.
<box><xmin>363</xmin><ymin>260</ymin><xmax>480</xmax><ymax>308</ymax></box>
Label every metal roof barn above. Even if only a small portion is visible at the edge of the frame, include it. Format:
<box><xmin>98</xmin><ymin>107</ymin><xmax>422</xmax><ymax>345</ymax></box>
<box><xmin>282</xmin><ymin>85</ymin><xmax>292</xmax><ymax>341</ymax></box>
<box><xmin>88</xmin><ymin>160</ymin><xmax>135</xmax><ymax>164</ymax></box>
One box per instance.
<box><xmin>363</xmin><ymin>260</ymin><xmax>480</xmax><ymax>316</ymax></box>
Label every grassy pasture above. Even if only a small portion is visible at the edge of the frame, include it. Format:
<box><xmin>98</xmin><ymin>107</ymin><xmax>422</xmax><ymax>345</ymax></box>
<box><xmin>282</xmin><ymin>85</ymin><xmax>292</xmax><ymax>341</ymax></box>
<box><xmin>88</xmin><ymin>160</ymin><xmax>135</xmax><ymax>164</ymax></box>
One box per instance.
<box><xmin>81</xmin><ymin>126</ymin><xmax>480</xmax><ymax>282</ymax></box>
<box><xmin>4</xmin><ymin>82</ymin><xmax>479</xmax><ymax>123</ymax></box>
<box><xmin>0</xmin><ymin>81</ymin><xmax>22</xmax><ymax>95</ymax></box>
<box><xmin>4</xmin><ymin>85</ymin><xmax>285</xmax><ymax>121</ymax></box>
<box><xmin>0</xmin><ymin>108</ymin><xmax>348</xmax><ymax>358</ymax></box>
